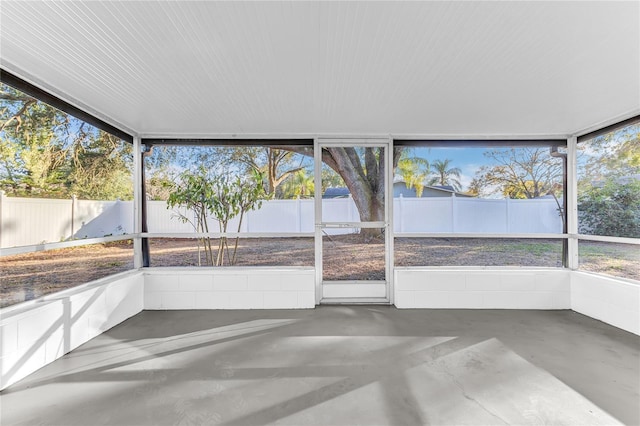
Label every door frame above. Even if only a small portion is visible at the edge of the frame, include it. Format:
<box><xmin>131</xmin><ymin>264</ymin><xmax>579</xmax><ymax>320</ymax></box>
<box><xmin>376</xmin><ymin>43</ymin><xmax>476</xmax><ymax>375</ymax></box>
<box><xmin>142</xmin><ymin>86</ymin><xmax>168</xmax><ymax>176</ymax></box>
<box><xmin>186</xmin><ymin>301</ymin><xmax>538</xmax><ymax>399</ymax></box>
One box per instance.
<box><xmin>313</xmin><ymin>137</ymin><xmax>394</xmax><ymax>304</ymax></box>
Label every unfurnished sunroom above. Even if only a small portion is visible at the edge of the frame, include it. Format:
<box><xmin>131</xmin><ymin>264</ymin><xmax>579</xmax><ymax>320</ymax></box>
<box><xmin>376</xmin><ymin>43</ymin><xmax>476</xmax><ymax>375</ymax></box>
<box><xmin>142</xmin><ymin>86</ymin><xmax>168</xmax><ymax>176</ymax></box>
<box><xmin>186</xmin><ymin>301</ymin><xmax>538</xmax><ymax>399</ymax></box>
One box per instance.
<box><xmin>0</xmin><ymin>1</ymin><xmax>638</xmax><ymax>425</ymax></box>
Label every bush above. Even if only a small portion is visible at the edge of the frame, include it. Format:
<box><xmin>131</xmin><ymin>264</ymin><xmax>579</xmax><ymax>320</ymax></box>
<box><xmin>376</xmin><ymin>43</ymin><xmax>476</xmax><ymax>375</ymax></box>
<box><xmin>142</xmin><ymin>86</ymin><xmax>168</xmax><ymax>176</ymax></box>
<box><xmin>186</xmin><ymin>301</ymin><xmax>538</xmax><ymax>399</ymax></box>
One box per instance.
<box><xmin>578</xmin><ymin>180</ymin><xmax>640</xmax><ymax>238</ymax></box>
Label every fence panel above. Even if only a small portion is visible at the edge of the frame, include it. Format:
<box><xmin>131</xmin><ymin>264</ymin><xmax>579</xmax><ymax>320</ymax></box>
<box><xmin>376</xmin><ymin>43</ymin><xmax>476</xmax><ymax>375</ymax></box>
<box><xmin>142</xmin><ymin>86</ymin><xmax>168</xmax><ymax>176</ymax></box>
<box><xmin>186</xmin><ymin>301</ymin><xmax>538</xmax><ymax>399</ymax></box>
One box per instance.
<box><xmin>395</xmin><ymin>197</ymin><xmax>454</xmax><ymax>233</ymax></box>
<box><xmin>1</xmin><ymin>195</ymin><xmax>564</xmax><ymax>248</ymax></box>
<box><xmin>455</xmin><ymin>198</ymin><xmax>508</xmax><ymax>233</ymax></box>
<box><xmin>1</xmin><ymin>197</ymin><xmax>72</xmax><ymax>247</ymax></box>
<box><xmin>73</xmin><ymin>200</ymin><xmax>119</xmax><ymax>238</ymax></box>
<box><xmin>508</xmin><ymin>199</ymin><xmax>562</xmax><ymax>233</ymax></box>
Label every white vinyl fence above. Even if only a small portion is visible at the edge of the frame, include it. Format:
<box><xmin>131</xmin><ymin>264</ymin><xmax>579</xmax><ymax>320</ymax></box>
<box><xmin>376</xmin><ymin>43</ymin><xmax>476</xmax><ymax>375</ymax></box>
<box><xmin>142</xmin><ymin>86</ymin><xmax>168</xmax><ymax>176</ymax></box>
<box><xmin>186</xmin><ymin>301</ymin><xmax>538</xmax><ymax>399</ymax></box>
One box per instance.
<box><xmin>0</xmin><ymin>192</ymin><xmax>562</xmax><ymax>248</ymax></box>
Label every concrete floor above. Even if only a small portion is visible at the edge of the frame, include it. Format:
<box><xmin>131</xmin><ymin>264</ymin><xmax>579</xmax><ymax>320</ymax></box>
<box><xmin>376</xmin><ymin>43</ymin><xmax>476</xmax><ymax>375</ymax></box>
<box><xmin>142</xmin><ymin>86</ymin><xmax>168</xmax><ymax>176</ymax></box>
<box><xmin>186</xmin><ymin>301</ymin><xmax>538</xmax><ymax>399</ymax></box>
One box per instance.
<box><xmin>1</xmin><ymin>307</ymin><xmax>638</xmax><ymax>426</ymax></box>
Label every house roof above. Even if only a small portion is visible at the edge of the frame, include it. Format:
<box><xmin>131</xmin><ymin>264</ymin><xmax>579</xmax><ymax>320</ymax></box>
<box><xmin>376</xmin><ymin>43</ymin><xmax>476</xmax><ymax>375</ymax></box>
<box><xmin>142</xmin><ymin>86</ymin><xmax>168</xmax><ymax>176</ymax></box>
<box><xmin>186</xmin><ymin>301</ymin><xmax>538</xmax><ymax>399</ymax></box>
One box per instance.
<box><xmin>1</xmin><ymin>1</ymin><xmax>638</xmax><ymax>139</ymax></box>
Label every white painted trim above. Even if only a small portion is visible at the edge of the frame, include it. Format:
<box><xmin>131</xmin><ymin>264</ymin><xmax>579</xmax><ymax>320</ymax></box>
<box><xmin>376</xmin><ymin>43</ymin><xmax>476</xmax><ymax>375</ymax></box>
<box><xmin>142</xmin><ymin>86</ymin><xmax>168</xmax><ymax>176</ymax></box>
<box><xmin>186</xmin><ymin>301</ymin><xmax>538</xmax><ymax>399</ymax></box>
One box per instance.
<box><xmin>315</xmin><ymin>138</ymin><xmax>393</xmax><ymax>303</ymax></box>
<box><xmin>133</xmin><ymin>136</ymin><xmax>143</xmax><ymax>268</ymax></box>
<box><xmin>394</xmin><ymin>233</ymin><xmax>566</xmax><ymax>239</ymax></box>
<box><xmin>313</xmin><ymin>138</ymin><xmax>322</xmax><ymax>304</ymax></box>
<box><xmin>142</xmin><ymin>232</ymin><xmax>314</xmax><ymax>239</ymax></box>
<box><xmin>577</xmin><ymin>234</ymin><xmax>640</xmax><ymax>245</ymax></box>
<box><xmin>567</xmin><ymin>136</ymin><xmax>580</xmax><ymax>270</ymax></box>
<box><xmin>571</xmin><ymin>109</ymin><xmax>640</xmax><ymax>138</ymax></box>
<box><xmin>387</xmin><ymin>135</ymin><xmax>395</xmax><ymax>304</ymax></box>
<box><xmin>138</xmin><ymin>132</ymin><xmax>572</xmax><ymax>141</ymax></box>
<box><xmin>0</xmin><ymin>235</ymin><xmax>135</xmax><ymax>257</ymax></box>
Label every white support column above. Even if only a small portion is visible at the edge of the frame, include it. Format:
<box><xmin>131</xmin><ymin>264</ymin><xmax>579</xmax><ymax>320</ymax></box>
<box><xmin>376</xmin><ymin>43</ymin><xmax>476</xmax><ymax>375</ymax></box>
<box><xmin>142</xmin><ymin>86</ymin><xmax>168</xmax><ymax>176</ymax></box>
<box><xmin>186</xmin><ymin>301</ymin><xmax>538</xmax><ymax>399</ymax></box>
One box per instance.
<box><xmin>567</xmin><ymin>136</ymin><xmax>579</xmax><ymax>269</ymax></box>
<box><xmin>313</xmin><ymin>139</ymin><xmax>322</xmax><ymax>304</ymax></box>
<box><xmin>133</xmin><ymin>136</ymin><xmax>143</xmax><ymax>268</ymax></box>
<box><xmin>386</xmin><ymin>138</ymin><xmax>394</xmax><ymax>304</ymax></box>
<box><xmin>0</xmin><ymin>190</ymin><xmax>5</xmax><ymax>248</ymax></box>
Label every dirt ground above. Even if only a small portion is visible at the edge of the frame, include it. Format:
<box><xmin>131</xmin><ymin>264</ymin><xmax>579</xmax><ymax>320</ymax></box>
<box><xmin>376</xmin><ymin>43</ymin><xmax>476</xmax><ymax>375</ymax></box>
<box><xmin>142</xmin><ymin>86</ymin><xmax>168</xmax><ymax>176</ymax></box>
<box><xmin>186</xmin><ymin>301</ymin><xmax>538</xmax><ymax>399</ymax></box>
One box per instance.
<box><xmin>1</xmin><ymin>237</ymin><xmax>638</xmax><ymax>308</ymax></box>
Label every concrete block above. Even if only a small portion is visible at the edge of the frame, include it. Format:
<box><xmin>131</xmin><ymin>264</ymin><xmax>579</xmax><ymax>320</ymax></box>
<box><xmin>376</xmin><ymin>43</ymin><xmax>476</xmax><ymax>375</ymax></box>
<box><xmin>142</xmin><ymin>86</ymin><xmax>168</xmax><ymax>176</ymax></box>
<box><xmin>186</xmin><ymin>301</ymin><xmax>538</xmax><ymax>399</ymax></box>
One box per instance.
<box><xmin>0</xmin><ymin>321</ymin><xmax>18</xmax><ymax>355</ymax></box>
<box><xmin>500</xmin><ymin>273</ymin><xmax>536</xmax><ymax>291</ymax></box>
<box><xmin>466</xmin><ymin>273</ymin><xmax>502</xmax><ymax>291</ymax></box>
<box><xmin>17</xmin><ymin>304</ymin><xmax>63</xmax><ymax>348</ymax></box>
<box><xmin>194</xmin><ymin>292</ymin><xmax>230</xmax><ymax>309</ymax></box>
<box><xmin>297</xmin><ymin>291</ymin><xmax>316</xmax><ymax>308</ymax></box>
<box><xmin>214</xmin><ymin>274</ymin><xmax>248</xmax><ymax>291</ymax></box>
<box><xmin>161</xmin><ymin>292</ymin><xmax>196</xmax><ymax>309</ymax></box>
<box><xmin>264</xmin><ymin>292</ymin><xmax>298</xmax><ymax>309</ymax></box>
<box><xmin>606</xmin><ymin>282</ymin><xmax>640</xmax><ymax>312</ymax></box>
<box><xmin>179</xmin><ymin>274</ymin><xmax>214</xmax><ymax>292</ymax></box>
<box><xmin>44</xmin><ymin>329</ymin><xmax>65</xmax><ymax>363</ymax></box>
<box><xmin>248</xmin><ymin>274</ymin><xmax>282</xmax><ymax>291</ymax></box>
<box><xmin>534</xmin><ymin>272</ymin><xmax>569</xmax><ymax>292</ymax></box>
<box><xmin>282</xmin><ymin>274</ymin><xmax>315</xmax><ymax>292</ymax></box>
<box><xmin>228</xmin><ymin>291</ymin><xmax>263</xmax><ymax>309</ymax></box>
<box><xmin>144</xmin><ymin>292</ymin><xmax>162</xmax><ymax>310</ymax></box>
<box><xmin>145</xmin><ymin>274</ymin><xmax>178</xmax><ymax>293</ymax></box>
<box><xmin>605</xmin><ymin>305</ymin><xmax>640</xmax><ymax>335</ymax></box>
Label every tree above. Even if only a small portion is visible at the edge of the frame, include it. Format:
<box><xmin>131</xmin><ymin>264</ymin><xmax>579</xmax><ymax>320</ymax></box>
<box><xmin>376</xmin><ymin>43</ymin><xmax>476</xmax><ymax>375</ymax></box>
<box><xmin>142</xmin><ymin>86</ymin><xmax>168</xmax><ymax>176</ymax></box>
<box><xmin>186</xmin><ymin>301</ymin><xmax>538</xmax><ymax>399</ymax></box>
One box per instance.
<box><xmin>166</xmin><ymin>166</ymin><xmax>265</xmax><ymax>266</ymax></box>
<box><xmin>578</xmin><ymin>180</ymin><xmax>640</xmax><ymax>238</ymax></box>
<box><xmin>428</xmin><ymin>159</ymin><xmax>462</xmax><ymax>192</ymax></box>
<box><xmin>397</xmin><ymin>151</ymin><xmax>429</xmax><ymax>197</ymax></box>
<box><xmin>224</xmin><ymin>146</ymin><xmax>309</xmax><ymax>197</ymax></box>
<box><xmin>280</xmin><ymin>169</ymin><xmax>314</xmax><ymax>199</ymax></box>
<box><xmin>1</xmin><ymin>85</ymin><xmax>70</xmax><ymax>197</ymax></box>
<box><xmin>470</xmin><ymin>148</ymin><xmax>563</xmax><ymax>199</ymax></box>
<box><xmin>290</xmin><ymin>146</ymin><xmax>401</xmax><ymax>240</ymax></box>
<box><xmin>577</xmin><ymin>123</ymin><xmax>640</xmax><ymax>237</ymax></box>
<box><xmin>68</xmin><ymin>126</ymin><xmax>133</xmax><ymax>200</ymax></box>
<box><xmin>1</xmin><ymin>83</ymin><xmax>133</xmax><ymax>200</ymax></box>
<box><xmin>578</xmin><ymin>124</ymin><xmax>639</xmax><ymax>187</ymax></box>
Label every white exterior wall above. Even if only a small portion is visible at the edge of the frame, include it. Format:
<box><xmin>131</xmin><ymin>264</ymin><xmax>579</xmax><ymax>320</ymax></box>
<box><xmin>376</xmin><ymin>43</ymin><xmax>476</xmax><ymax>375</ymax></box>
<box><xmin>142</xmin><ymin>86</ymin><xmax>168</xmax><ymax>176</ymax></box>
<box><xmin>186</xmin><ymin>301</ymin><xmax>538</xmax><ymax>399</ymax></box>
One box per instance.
<box><xmin>394</xmin><ymin>268</ymin><xmax>571</xmax><ymax>309</ymax></box>
<box><xmin>571</xmin><ymin>272</ymin><xmax>640</xmax><ymax>335</ymax></box>
<box><xmin>0</xmin><ymin>270</ymin><xmax>143</xmax><ymax>390</ymax></box>
<box><xmin>144</xmin><ymin>268</ymin><xmax>315</xmax><ymax>310</ymax></box>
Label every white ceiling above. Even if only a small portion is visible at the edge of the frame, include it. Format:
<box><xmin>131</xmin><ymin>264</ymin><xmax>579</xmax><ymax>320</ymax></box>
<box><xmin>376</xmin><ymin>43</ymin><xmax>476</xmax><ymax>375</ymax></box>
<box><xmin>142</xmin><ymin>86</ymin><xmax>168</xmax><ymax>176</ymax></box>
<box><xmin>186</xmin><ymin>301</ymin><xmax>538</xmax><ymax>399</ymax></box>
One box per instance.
<box><xmin>1</xmin><ymin>1</ymin><xmax>639</xmax><ymax>138</ymax></box>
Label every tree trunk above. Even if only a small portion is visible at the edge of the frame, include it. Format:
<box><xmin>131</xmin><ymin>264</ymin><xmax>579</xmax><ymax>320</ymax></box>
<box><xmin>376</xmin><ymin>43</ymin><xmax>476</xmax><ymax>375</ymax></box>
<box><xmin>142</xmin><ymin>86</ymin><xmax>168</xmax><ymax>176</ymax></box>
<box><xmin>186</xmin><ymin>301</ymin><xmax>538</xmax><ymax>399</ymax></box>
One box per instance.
<box><xmin>287</xmin><ymin>146</ymin><xmax>401</xmax><ymax>241</ymax></box>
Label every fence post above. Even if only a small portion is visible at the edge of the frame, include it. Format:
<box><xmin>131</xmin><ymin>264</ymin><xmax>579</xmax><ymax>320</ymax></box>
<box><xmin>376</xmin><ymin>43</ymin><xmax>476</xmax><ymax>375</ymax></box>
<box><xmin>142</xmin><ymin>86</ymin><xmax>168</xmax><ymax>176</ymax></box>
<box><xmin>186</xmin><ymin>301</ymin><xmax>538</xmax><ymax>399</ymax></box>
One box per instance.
<box><xmin>398</xmin><ymin>194</ymin><xmax>404</xmax><ymax>233</ymax></box>
<box><xmin>505</xmin><ymin>197</ymin><xmax>510</xmax><ymax>233</ymax></box>
<box><xmin>296</xmin><ymin>197</ymin><xmax>302</xmax><ymax>232</ymax></box>
<box><xmin>0</xmin><ymin>190</ymin><xmax>4</xmax><ymax>247</ymax></box>
<box><xmin>451</xmin><ymin>193</ymin><xmax>457</xmax><ymax>232</ymax></box>
<box><xmin>70</xmin><ymin>194</ymin><xmax>77</xmax><ymax>239</ymax></box>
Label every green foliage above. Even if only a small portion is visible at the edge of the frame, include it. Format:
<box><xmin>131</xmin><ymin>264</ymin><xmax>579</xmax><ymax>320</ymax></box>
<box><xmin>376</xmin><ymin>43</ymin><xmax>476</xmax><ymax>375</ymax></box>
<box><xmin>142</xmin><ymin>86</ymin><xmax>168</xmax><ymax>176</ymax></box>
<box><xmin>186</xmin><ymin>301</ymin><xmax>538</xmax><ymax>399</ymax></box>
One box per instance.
<box><xmin>578</xmin><ymin>123</ymin><xmax>639</xmax><ymax>238</ymax></box>
<box><xmin>578</xmin><ymin>180</ymin><xmax>640</xmax><ymax>238</ymax></box>
<box><xmin>279</xmin><ymin>169</ymin><xmax>314</xmax><ymax>199</ymax></box>
<box><xmin>0</xmin><ymin>83</ymin><xmax>133</xmax><ymax>200</ymax></box>
<box><xmin>397</xmin><ymin>151</ymin><xmax>429</xmax><ymax>197</ymax></box>
<box><xmin>166</xmin><ymin>166</ymin><xmax>265</xmax><ymax>266</ymax></box>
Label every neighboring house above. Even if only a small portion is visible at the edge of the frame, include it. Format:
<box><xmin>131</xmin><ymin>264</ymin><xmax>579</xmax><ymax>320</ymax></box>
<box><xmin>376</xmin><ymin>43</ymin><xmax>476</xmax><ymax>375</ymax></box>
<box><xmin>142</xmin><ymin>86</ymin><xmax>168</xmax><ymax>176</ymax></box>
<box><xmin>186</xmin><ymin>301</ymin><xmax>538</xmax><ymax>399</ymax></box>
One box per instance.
<box><xmin>322</xmin><ymin>187</ymin><xmax>351</xmax><ymax>198</ymax></box>
<box><xmin>324</xmin><ymin>183</ymin><xmax>473</xmax><ymax>198</ymax></box>
<box><xmin>393</xmin><ymin>181</ymin><xmax>473</xmax><ymax>198</ymax></box>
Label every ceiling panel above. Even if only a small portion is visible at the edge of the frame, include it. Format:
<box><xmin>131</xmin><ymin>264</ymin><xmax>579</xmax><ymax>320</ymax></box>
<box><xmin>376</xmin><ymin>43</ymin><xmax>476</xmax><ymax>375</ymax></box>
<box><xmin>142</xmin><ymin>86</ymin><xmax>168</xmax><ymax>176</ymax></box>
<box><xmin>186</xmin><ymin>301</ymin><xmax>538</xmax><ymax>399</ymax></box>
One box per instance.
<box><xmin>1</xmin><ymin>1</ymin><xmax>638</xmax><ymax>137</ymax></box>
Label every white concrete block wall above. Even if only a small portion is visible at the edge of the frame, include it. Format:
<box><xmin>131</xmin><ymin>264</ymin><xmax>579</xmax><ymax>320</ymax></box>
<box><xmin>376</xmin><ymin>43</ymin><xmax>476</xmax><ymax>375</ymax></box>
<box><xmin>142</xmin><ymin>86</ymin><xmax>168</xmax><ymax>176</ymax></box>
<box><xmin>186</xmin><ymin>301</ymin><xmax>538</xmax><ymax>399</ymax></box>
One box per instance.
<box><xmin>0</xmin><ymin>271</ymin><xmax>143</xmax><ymax>390</ymax></box>
<box><xmin>144</xmin><ymin>268</ymin><xmax>316</xmax><ymax>310</ymax></box>
<box><xmin>571</xmin><ymin>272</ymin><xmax>640</xmax><ymax>335</ymax></box>
<box><xmin>394</xmin><ymin>269</ymin><xmax>571</xmax><ymax>309</ymax></box>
